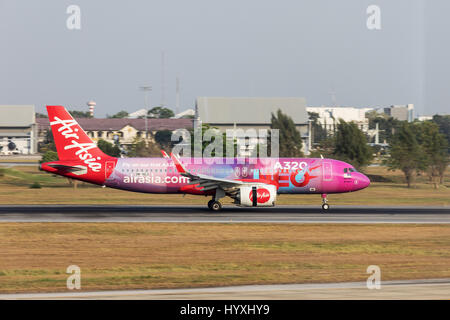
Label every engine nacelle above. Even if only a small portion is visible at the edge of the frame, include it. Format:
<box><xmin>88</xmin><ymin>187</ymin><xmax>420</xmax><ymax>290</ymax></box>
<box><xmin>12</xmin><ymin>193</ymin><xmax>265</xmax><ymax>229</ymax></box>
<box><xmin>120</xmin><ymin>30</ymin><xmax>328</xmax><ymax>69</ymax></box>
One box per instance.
<box><xmin>237</xmin><ymin>185</ymin><xmax>277</xmax><ymax>207</ymax></box>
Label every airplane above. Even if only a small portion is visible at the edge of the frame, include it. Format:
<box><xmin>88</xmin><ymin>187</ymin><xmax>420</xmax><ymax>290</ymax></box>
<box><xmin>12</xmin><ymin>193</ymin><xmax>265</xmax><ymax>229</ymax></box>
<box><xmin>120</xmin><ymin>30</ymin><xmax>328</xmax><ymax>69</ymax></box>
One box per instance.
<box><xmin>40</xmin><ymin>105</ymin><xmax>370</xmax><ymax>211</ymax></box>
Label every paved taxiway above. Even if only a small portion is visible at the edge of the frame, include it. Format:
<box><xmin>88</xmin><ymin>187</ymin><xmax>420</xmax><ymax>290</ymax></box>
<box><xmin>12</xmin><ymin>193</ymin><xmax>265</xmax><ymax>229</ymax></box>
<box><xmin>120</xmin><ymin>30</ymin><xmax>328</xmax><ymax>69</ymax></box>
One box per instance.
<box><xmin>0</xmin><ymin>205</ymin><xmax>449</xmax><ymax>223</ymax></box>
<box><xmin>1</xmin><ymin>279</ymin><xmax>449</xmax><ymax>299</ymax></box>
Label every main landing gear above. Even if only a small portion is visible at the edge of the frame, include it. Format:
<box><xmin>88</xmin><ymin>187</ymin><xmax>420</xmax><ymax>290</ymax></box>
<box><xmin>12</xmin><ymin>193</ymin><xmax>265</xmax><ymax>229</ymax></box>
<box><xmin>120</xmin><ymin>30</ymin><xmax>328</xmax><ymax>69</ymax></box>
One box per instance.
<box><xmin>321</xmin><ymin>194</ymin><xmax>330</xmax><ymax>212</ymax></box>
<box><xmin>208</xmin><ymin>188</ymin><xmax>225</xmax><ymax>212</ymax></box>
<box><xmin>208</xmin><ymin>200</ymin><xmax>222</xmax><ymax>211</ymax></box>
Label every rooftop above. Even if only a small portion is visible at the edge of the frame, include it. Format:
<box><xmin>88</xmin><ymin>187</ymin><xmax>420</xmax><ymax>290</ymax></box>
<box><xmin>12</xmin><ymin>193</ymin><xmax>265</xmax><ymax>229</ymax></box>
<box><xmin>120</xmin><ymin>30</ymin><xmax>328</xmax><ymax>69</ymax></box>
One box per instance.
<box><xmin>37</xmin><ymin>117</ymin><xmax>193</xmax><ymax>132</ymax></box>
<box><xmin>196</xmin><ymin>97</ymin><xmax>308</xmax><ymax>124</ymax></box>
<box><xmin>0</xmin><ymin>105</ymin><xmax>35</xmax><ymax>127</ymax></box>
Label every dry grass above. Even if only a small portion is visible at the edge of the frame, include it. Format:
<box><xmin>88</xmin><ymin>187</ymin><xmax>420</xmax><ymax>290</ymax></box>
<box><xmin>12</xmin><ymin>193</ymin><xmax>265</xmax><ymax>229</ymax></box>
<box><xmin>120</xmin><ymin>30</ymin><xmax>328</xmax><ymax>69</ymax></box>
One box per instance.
<box><xmin>0</xmin><ymin>223</ymin><xmax>449</xmax><ymax>293</ymax></box>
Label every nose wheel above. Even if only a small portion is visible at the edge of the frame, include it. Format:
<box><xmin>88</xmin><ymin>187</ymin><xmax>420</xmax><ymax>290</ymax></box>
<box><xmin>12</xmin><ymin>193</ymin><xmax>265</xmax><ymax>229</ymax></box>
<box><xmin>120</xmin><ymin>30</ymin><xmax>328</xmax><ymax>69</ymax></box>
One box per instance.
<box><xmin>321</xmin><ymin>194</ymin><xmax>330</xmax><ymax>212</ymax></box>
<box><xmin>208</xmin><ymin>200</ymin><xmax>222</xmax><ymax>212</ymax></box>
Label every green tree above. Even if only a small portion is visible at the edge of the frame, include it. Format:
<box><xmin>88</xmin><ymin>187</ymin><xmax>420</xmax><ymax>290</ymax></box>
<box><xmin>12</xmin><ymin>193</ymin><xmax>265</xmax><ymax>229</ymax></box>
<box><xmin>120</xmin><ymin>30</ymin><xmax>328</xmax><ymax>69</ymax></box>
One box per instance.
<box><xmin>97</xmin><ymin>139</ymin><xmax>121</xmax><ymax>157</ymax></box>
<box><xmin>148</xmin><ymin>106</ymin><xmax>175</xmax><ymax>119</ymax></box>
<box><xmin>40</xmin><ymin>151</ymin><xmax>58</xmax><ymax>163</ymax></box>
<box><xmin>154</xmin><ymin>130</ymin><xmax>173</xmax><ymax>149</ymax></box>
<box><xmin>308</xmin><ymin>112</ymin><xmax>327</xmax><ymax>144</ymax></box>
<box><xmin>190</xmin><ymin>124</ymin><xmax>236</xmax><ymax>158</ymax></box>
<box><xmin>386</xmin><ymin>122</ymin><xmax>427</xmax><ymax>188</ymax></box>
<box><xmin>126</xmin><ymin>136</ymin><xmax>161</xmax><ymax>157</ymax></box>
<box><xmin>108</xmin><ymin>110</ymin><xmax>129</xmax><ymax>119</ymax></box>
<box><xmin>270</xmin><ymin>109</ymin><xmax>303</xmax><ymax>157</ymax></box>
<box><xmin>35</xmin><ymin>112</ymin><xmax>48</xmax><ymax>118</ymax></box>
<box><xmin>69</xmin><ymin>110</ymin><xmax>92</xmax><ymax>118</ymax></box>
<box><xmin>432</xmin><ymin>115</ymin><xmax>450</xmax><ymax>153</ymax></box>
<box><xmin>333</xmin><ymin>119</ymin><xmax>373</xmax><ymax>169</ymax></box>
<box><xmin>38</xmin><ymin>130</ymin><xmax>56</xmax><ymax>153</ymax></box>
<box><xmin>367</xmin><ymin>112</ymin><xmax>402</xmax><ymax>144</ymax></box>
<box><xmin>416</xmin><ymin>121</ymin><xmax>449</xmax><ymax>187</ymax></box>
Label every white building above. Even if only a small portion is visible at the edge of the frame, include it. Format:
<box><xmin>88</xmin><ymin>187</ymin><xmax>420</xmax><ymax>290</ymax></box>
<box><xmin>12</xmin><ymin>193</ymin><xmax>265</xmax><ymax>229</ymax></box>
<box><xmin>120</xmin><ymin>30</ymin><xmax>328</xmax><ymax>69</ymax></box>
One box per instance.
<box><xmin>127</xmin><ymin>109</ymin><xmax>148</xmax><ymax>119</ymax></box>
<box><xmin>307</xmin><ymin>106</ymin><xmax>372</xmax><ymax>132</ymax></box>
<box><xmin>377</xmin><ymin>104</ymin><xmax>414</xmax><ymax>122</ymax></box>
<box><xmin>196</xmin><ymin>97</ymin><xmax>311</xmax><ymax>155</ymax></box>
<box><xmin>0</xmin><ymin>105</ymin><xmax>37</xmax><ymax>155</ymax></box>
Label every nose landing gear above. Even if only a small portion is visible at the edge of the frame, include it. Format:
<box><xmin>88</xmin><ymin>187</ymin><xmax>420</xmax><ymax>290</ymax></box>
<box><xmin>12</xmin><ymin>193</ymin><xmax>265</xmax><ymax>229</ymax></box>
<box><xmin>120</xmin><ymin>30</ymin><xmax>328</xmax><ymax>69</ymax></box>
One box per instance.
<box><xmin>321</xmin><ymin>194</ymin><xmax>330</xmax><ymax>211</ymax></box>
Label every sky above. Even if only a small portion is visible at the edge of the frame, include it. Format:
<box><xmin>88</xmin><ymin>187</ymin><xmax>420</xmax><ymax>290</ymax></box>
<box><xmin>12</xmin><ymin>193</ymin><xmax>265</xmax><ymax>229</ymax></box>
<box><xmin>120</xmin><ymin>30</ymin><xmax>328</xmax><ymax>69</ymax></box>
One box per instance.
<box><xmin>1</xmin><ymin>0</ymin><xmax>449</xmax><ymax>117</ymax></box>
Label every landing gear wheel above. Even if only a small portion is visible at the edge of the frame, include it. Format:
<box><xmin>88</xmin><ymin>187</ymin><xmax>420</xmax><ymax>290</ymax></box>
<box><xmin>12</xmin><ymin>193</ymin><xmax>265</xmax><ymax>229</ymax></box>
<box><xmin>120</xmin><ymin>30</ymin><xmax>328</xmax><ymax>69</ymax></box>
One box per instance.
<box><xmin>322</xmin><ymin>203</ymin><xmax>330</xmax><ymax>211</ymax></box>
<box><xmin>207</xmin><ymin>200</ymin><xmax>214</xmax><ymax>209</ymax></box>
<box><xmin>210</xmin><ymin>201</ymin><xmax>222</xmax><ymax>212</ymax></box>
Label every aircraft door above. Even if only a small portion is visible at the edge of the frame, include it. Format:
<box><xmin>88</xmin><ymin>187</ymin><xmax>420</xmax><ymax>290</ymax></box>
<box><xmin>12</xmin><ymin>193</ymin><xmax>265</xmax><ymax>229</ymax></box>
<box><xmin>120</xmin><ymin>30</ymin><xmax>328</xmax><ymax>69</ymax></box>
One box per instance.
<box><xmin>322</xmin><ymin>161</ymin><xmax>333</xmax><ymax>181</ymax></box>
<box><xmin>105</xmin><ymin>161</ymin><xmax>115</xmax><ymax>179</ymax></box>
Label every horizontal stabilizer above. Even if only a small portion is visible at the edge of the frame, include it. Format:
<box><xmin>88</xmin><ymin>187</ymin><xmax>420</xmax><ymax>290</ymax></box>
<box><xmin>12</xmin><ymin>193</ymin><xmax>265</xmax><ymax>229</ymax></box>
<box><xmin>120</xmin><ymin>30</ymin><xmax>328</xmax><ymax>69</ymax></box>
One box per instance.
<box><xmin>47</xmin><ymin>164</ymin><xmax>88</xmax><ymax>175</ymax></box>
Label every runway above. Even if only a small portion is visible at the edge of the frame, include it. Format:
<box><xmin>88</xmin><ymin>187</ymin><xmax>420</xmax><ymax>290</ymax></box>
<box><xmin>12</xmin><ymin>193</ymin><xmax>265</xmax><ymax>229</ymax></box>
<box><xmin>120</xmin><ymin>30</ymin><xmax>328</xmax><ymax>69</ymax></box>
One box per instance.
<box><xmin>0</xmin><ymin>205</ymin><xmax>449</xmax><ymax>223</ymax></box>
<box><xmin>1</xmin><ymin>279</ymin><xmax>449</xmax><ymax>299</ymax></box>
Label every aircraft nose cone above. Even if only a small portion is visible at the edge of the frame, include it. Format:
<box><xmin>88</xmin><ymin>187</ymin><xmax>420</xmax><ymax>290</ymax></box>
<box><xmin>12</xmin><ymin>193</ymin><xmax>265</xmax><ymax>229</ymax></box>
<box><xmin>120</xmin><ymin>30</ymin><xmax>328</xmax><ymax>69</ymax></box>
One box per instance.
<box><xmin>359</xmin><ymin>174</ymin><xmax>371</xmax><ymax>189</ymax></box>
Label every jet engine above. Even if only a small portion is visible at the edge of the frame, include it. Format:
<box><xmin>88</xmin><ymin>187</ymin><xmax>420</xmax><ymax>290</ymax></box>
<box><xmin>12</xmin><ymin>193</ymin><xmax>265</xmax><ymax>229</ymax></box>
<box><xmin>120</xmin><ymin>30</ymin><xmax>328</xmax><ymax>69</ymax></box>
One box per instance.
<box><xmin>236</xmin><ymin>185</ymin><xmax>277</xmax><ymax>207</ymax></box>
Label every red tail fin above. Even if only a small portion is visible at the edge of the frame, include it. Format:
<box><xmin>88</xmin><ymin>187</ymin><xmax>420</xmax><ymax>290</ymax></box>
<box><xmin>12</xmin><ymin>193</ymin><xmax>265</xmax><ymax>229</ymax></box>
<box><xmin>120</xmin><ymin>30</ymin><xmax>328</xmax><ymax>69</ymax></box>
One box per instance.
<box><xmin>46</xmin><ymin>105</ymin><xmax>111</xmax><ymax>172</ymax></box>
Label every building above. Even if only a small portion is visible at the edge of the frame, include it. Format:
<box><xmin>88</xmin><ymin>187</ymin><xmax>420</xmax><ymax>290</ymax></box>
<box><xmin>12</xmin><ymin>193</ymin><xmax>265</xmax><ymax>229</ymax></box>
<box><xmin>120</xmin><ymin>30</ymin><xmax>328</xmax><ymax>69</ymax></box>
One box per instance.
<box><xmin>416</xmin><ymin>115</ymin><xmax>433</xmax><ymax>122</ymax></box>
<box><xmin>37</xmin><ymin>117</ymin><xmax>193</xmax><ymax>148</ymax></box>
<box><xmin>127</xmin><ymin>109</ymin><xmax>147</xmax><ymax>119</ymax></box>
<box><xmin>378</xmin><ymin>104</ymin><xmax>414</xmax><ymax>122</ymax></box>
<box><xmin>195</xmin><ymin>97</ymin><xmax>311</xmax><ymax>155</ymax></box>
<box><xmin>0</xmin><ymin>105</ymin><xmax>37</xmax><ymax>155</ymax></box>
<box><xmin>306</xmin><ymin>106</ymin><xmax>373</xmax><ymax>133</ymax></box>
<box><xmin>173</xmin><ymin>108</ymin><xmax>195</xmax><ymax>119</ymax></box>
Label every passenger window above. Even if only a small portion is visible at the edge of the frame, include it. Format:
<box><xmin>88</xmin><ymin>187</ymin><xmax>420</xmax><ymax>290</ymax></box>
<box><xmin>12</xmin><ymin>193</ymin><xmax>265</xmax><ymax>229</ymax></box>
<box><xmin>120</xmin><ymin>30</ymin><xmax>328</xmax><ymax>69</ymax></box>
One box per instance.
<box><xmin>344</xmin><ymin>168</ymin><xmax>348</xmax><ymax>173</ymax></box>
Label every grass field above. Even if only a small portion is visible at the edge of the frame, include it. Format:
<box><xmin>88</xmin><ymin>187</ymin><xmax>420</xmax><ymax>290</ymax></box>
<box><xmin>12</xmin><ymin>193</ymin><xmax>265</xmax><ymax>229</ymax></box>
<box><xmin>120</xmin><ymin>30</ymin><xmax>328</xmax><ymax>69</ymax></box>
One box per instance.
<box><xmin>0</xmin><ymin>165</ymin><xmax>448</xmax><ymax>206</ymax></box>
<box><xmin>0</xmin><ymin>223</ymin><xmax>449</xmax><ymax>293</ymax></box>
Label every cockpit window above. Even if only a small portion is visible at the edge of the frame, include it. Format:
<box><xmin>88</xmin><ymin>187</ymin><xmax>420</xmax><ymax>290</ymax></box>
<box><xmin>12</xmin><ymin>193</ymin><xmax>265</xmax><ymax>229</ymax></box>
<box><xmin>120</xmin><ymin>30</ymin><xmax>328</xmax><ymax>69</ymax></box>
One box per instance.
<box><xmin>344</xmin><ymin>168</ymin><xmax>348</xmax><ymax>173</ymax></box>
<box><xmin>349</xmin><ymin>168</ymin><xmax>357</xmax><ymax>172</ymax></box>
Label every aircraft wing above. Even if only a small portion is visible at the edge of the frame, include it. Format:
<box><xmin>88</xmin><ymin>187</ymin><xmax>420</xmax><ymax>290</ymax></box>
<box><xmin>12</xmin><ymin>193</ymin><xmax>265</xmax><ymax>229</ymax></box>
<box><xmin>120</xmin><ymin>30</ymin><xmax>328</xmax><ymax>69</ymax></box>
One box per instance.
<box><xmin>170</xmin><ymin>153</ymin><xmax>254</xmax><ymax>191</ymax></box>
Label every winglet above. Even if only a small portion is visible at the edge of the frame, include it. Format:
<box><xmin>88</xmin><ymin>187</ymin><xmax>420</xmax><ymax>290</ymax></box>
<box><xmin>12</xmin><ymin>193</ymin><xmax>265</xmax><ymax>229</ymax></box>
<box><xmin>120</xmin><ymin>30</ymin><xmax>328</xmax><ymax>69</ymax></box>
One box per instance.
<box><xmin>161</xmin><ymin>150</ymin><xmax>169</xmax><ymax>159</ymax></box>
<box><xmin>170</xmin><ymin>152</ymin><xmax>188</xmax><ymax>175</ymax></box>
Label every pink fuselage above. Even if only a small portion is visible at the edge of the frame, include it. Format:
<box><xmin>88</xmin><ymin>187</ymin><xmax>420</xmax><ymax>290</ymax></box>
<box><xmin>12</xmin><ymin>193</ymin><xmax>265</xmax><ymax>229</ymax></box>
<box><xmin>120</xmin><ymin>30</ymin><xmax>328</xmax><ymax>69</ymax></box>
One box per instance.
<box><xmin>102</xmin><ymin>157</ymin><xmax>370</xmax><ymax>195</ymax></box>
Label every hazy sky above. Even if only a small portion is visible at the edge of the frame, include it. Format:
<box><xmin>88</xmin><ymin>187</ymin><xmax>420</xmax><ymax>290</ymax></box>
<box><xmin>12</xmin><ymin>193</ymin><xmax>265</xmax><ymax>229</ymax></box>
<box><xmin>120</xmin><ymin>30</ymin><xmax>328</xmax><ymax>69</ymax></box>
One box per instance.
<box><xmin>1</xmin><ymin>0</ymin><xmax>448</xmax><ymax>117</ymax></box>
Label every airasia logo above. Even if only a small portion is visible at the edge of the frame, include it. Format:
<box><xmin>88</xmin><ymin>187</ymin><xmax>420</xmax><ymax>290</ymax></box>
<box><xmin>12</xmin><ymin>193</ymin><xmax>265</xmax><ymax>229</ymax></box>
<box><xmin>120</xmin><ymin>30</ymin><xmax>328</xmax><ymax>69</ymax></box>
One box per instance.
<box><xmin>249</xmin><ymin>188</ymin><xmax>271</xmax><ymax>204</ymax></box>
<box><xmin>50</xmin><ymin>116</ymin><xmax>102</xmax><ymax>172</ymax></box>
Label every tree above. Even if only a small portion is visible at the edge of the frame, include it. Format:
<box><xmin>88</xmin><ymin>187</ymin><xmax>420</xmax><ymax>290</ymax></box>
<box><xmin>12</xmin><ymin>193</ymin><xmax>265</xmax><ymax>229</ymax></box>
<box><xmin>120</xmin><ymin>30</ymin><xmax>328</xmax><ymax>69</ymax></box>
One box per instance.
<box><xmin>35</xmin><ymin>112</ymin><xmax>48</xmax><ymax>118</ymax></box>
<box><xmin>432</xmin><ymin>115</ymin><xmax>450</xmax><ymax>153</ymax></box>
<box><xmin>416</xmin><ymin>121</ymin><xmax>449</xmax><ymax>188</ymax></box>
<box><xmin>367</xmin><ymin>112</ymin><xmax>402</xmax><ymax>144</ymax></box>
<box><xmin>97</xmin><ymin>139</ymin><xmax>121</xmax><ymax>157</ymax></box>
<box><xmin>187</xmin><ymin>124</ymin><xmax>236</xmax><ymax>158</ymax></box>
<box><xmin>386</xmin><ymin>122</ymin><xmax>427</xmax><ymax>188</ymax></box>
<box><xmin>333</xmin><ymin>119</ymin><xmax>373</xmax><ymax>169</ymax></box>
<box><xmin>148</xmin><ymin>106</ymin><xmax>175</xmax><ymax>119</ymax></box>
<box><xmin>308</xmin><ymin>112</ymin><xmax>327</xmax><ymax>144</ymax></box>
<box><xmin>38</xmin><ymin>130</ymin><xmax>56</xmax><ymax>153</ymax></box>
<box><xmin>154</xmin><ymin>130</ymin><xmax>173</xmax><ymax>149</ymax></box>
<box><xmin>108</xmin><ymin>110</ymin><xmax>129</xmax><ymax>119</ymax></box>
<box><xmin>69</xmin><ymin>110</ymin><xmax>92</xmax><ymax>118</ymax></box>
<box><xmin>40</xmin><ymin>151</ymin><xmax>58</xmax><ymax>163</ymax></box>
<box><xmin>126</xmin><ymin>136</ymin><xmax>161</xmax><ymax>157</ymax></box>
<box><xmin>270</xmin><ymin>109</ymin><xmax>303</xmax><ymax>157</ymax></box>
